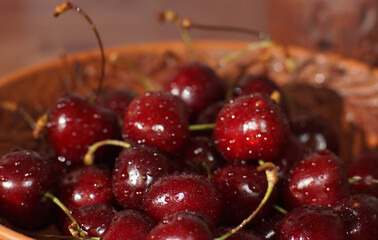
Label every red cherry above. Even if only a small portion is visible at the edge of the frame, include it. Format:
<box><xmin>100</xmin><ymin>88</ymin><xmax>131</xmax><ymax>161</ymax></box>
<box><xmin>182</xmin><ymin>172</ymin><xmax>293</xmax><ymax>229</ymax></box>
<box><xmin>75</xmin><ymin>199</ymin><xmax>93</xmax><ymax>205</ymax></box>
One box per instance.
<box><xmin>0</xmin><ymin>150</ymin><xmax>55</xmax><ymax>229</ymax></box>
<box><xmin>101</xmin><ymin>209</ymin><xmax>155</xmax><ymax>240</ymax></box>
<box><xmin>146</xmin><ymin>211</ymin><xmax>214</xmax><ymax>240</ymax></box>
<box><xmin>333</xmin><ymin>194</ymin><xmax>378</xmax><ymax>240</ymax></box>
<box><xmin>165</xmin><ymin>62</ymin><xmax>224</xmax><ymax>119</ymax></box>
<box><xmin>232</xmin><ymin>74</ymin><xmax>280</xmax><ymax>99</ymax></box>
<box><xmin>112</xmin><ymin>145</ymin><xmax>172</xmax><ymax>210</ymax></box>
<box><xmin>347</xmin><ymin>151</ymin><xmax>378</xmax><ymax>197</ymax></box>
<box><xmin>97</xmin><ymin>89</ymin><xmax>137</xmax><ymax>120</ymax></box>
<box><xmin>282</xmin><ymin>149</ymin><xmax>350</xmax><ymax>209</ymax></box>
<box><xmin>278</xmin><ymin>205</ymin><xmax>347</xmax><ymax>240</ymax></box>
<box><xmin>143</xmin><ymin>173</ymin><xmax>222</xmax><ymax>224</ymax></box>
<box><xmin>122</xmin><ymin>91</ymin><xmax>190</xmax><ymax>155</ymax></box>
<box><xmin>214</xmin><ymin>93</ymin><xmax>289</xmax><ymax>163</ymax></box>
<box><xmin>47</xmin><ymin>92</ymin><xmax>120</xmax><ymax>165</ymax></box>
<box><xmin>213</xmin><ymin>164</ymin><xmax>276</xmax><ymax>225</ymax></box>
<box><xmin>61</xmin><ymin>203</ymin><xmax>117</xmax><ymax>237</ymax></box>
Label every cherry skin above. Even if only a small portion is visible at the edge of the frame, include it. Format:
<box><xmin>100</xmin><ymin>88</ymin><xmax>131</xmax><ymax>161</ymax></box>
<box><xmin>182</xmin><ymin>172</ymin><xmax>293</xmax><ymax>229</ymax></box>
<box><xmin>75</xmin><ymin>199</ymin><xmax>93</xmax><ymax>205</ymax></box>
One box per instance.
<box><xmin>278</xmin><ymin>205</ymin><xmax>347</xmax><ymax>240</ymax></box>
<box><xmin>178</xmin><ymin>136</ymin><xmax>226</xmax><ymax>176</ymax></box>
<box><xmin>97</xmin><ymin>89</ymin><xmax>137</xmax><ymax>120</ymax></box>
<box><xmin>282</xmin><ymin>149</ymin><xmax>350</xmax><ymax>209</ymax></box>
<box><xmin>213</xmin><ymin>164</ymin><xmax>276</xmax><ymax>225</ymax></box>
<box><xmin>143</xmin><ymin>172</ymin><xmax>222</xmax><ymax>224</ymax></box>
<box><xmin>214</xmin><ymin>93</ymin><xmax>289</xmax><ymax>163</ymax></box>
<box><xmin>56</xmin><ymin>164</ymin><xmax>114</xmax><ymax>213</ymax></box>
<box><xmin>232</xmin><ymin>74</ymin><xmax>280</xmax><ymax>99</ymax></box>
<box><xmin>61</xmin><ymin>203</ymin><xmax>117</xmax><ymax>237</ymax></box>
<box><xmin>101</xmin><ymin>209</ymin><xmax>155</xmax><ymax>240</ymax></box>
<box><xmin>251</xmin><ymin>214</ymin><xmax>284</xmax><ymax>240</ymax></box>
<box><xmin>146</xmin><ymin>211</ymin><xmax>214</xmax><ymax>240</ymax></box>
<box><xmin>112</xmin><ymin>144</ymin><xmax>172</xmax><ymax>210</ymax></box>
<box><xmin>347</xmin><ymin>151</ymin><xmax>378</xmax><ymax>197</ymax></box>
<box><xmin>165</xmin><ymin>62</ymin><xmax>224</xmax><ymax>119</ymax></box>
<box><xmin>333</xmin><ymin>194</ymin><xmax>378</xmax><ymax>240</ymax></box>
<box><xmin>47</xmin><ymin>92</ymin><xmax>120</xmax><ymax>165</ymax></box>
<box><xmin>0</xmin><ymin>149</ymin><xmax>55</xmax><ymax>229</ymax></box>
<box><xmin>122</xmin><ymin>91</ymin><xmax>190</xmax><ymax>155</ymax></box>
<box><xmin>216</xmin><ymin>226</ymin><xmax>263</xmax><ymax>240</ymax></box>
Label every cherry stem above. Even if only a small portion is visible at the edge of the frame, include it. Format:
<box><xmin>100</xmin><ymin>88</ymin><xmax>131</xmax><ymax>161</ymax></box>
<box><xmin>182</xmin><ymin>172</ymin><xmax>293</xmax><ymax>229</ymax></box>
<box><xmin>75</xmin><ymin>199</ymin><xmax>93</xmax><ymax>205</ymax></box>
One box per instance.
<box><xmin>108</xmin><ymin>52</ymin><xmax>154</xmax><ymax>92</ymax></box>
<box><xmin>215</xmin><ymin>161</ymin><xmax>278</xmax><ymax>240</ymax></box>
<box><xmin>217</xmin><ymin>40</ymin><xmax>274</xmax><ymax>68</ymax></box>
<box><xmin>348</xmin><ymin>177</ymin><xmax>378</xmax><ymax>185</ymax></box>
<box><xmin>189</xmin><ymin>123</ymin><xmax>215</xmax><ymax>131</ymax></box>
<box><xmin>157</xmin><ymin>10</ymin><xmax>196</xmax><ymax>61</ymax></box>
<box><xmin>273</xmin><ymin>205</ymin><xmax>288</xmax><ymax>214</ymax></box>
<box><xmin>32</xmin><ymin>113</ymin><xmax>48</xmax><ymax>139</ymax></box>
<box><xmin>181</xmin><ymin>18</ymin><xmax>270</xmax><ymax>40</ymax></box>
<box><xmin>44</xmin><ymin>192</ymin><xmax>86</xmax><ymax>239</ymax></box>
<box><xmin>200</xmin><ymin>161</ymin><xmax>212</xmax><ymax>179</ymax></box>
<box><xmin>270</xmin><ymin>90</ymin><xmax>281</xmax><ymax>104</ymax></box>
<box><xmin>84</xmin><ymin>139</ymin><xmax>131</xmax><ymax>165</ymax></box>
<box><xmin>53</xmin><ymin>2</ymin><xmax>105</xmax><ymax>103</ymax></box>
<box><xmin>0</xmin><ymin>101</ymin><xmax>36</xmax><ymax>131</ymax></box>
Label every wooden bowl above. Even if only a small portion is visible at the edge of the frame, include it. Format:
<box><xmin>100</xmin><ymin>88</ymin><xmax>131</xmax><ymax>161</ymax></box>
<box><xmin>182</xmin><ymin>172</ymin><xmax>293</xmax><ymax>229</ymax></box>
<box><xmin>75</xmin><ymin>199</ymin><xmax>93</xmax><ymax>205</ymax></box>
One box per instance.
<box><xmin>0</xmin><ymin>40</ymin><xmax>377</xmax><ymax>239</ymax></box>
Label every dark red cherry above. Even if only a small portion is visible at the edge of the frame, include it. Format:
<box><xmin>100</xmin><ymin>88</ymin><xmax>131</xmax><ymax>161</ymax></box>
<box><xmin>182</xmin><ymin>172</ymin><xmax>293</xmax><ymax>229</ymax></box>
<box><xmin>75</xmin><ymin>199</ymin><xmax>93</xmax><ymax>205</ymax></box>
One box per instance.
<box><xmin>214</xmin><ymin>93</ymin><xmax>289</xmax><ymax>163</ymax></box>
<box><xmin>252</xmin><ymin>214</ymin><xmax>284</xmax><ymax>240</ymax></box>
<box><xmin>0</xmin><ymin>150</ymin><xmax>55</xmax><ymax>229</ymax></box>
<box><xmin>347</xmin><ymin>151</ymin><xmax>378</xmax><ymax>197</ymax></box>
<box><xmin>178</xmin><ymin>136</ymin><xmax>226</xmax><ymax>176</ymax></box>
<box><xmin>122</xmin><ymin>91</ymin><xmax>190</xmax><ymax>155</ymax></box>
<box><xmin>165</xmin><ymin>62</ymin><xmax>224</xmax><ymax>119</ymax></box>
<box><xmin>232</xmin><ymin>74</ymin><xmax>279</xmax><ymax>99</ymax></box>
<box><xmin>278</xmin><ymin>205</ymin><xmax>347</xmax><ymax>240</ymax></box>
<box><xmin>143</xmin><ymin>173</ymin><xmax>222</xmax><ymax>224</ymax></box>
<box><xmin>282</xmin><ymin>149</ymin><xmax>350</xmax><ymax>209</ymax></box>
<box><xmin>213</xmin><ymin>164</ymin><xmax>276</xmax><ymax>225</ymax></box>
<box><xmin>216</xmin><ymin>226</ymin><xmax>263</xmax><ymax>240</ymax></box>
<box><xmin>56</xmin><ymin>164</ymin><xmax>114</xmax><ymax>213</ymax></box>
<box><xmin>146</xmin><ymin>211</ymin><xmax>214</xmax><ymax>240</ymax></box>
<box><xmin>196</xmin><ymin>101</ymin><xmax>226</xmax><ymax>125</ymax></box>
<box><xmin>333</xmin><ymin>194</ymin><xmax>378</xmax><ymax>240</ymax></box>
<box><xmin>97</xmin><ymin>89</ymin><xmax>137</xmax><ymax>120</ymax></box>
<box><xmin>61</xmin><ymin>203</ymin><xmax>117</xmax><ymax>237</ymax></box>
<box><xmin>112</xmin><ymin>145</ymin><xmax>172</xmax><ymax>210</ymax></box>
<box><xmin>290</xmin><ymin>114</ymin><xmax>339</xmax><ymax>155</ymax></box>
<box><xmin>47</xmin><ymin>92</ymin><xmax>120</xmax><ymax>165</ymax></box>
<box><xmin>101</xmin><ymin>209</ymin><xmax>155</xmax><ymax>240</ymax></box>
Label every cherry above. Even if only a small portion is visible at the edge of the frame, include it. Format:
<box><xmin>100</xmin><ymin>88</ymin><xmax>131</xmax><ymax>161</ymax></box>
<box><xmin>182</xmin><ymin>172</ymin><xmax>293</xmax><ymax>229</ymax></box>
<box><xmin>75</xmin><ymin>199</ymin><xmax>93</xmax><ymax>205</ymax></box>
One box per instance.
<box><xmin>216</xmin><ymin>226</ymin><xmax>263</xmax><ymax>240</ymax></box>
<box><xmin>282</xmin><ymin>149</ymin><xmax>350</xmax><ymax>209</ymax></box>
<box><xmin>251</xmin><ymin>214</ymin><xmax>284</xmax><ymax>240</ymax></box>
<box><xmin>232</xmin><ymin>74</ymin><xmax>280</xmax><ymax>99</ymax></box>
<box><xmin>213</xmin><ymin>164</ymin><xmax>276</xmax><ymax>225</ymax></box>
<box><xmin>145</xmin><ymin>211</ymin><xmax>214</xmax><ymax>240</ymax></box>
<box><xmin>97</xmin><ymin>89</ymin><xmax>137</xmax><ymax>120</ymax></box>
<box><xmin>290</xmin><ymin>114</ymin><xmax>339</xmax><ymax>155</ymax></box>
<box><xmin>347</xmin><ymin>151</ymin><xmax>378</xmax><ymax>197</ymax></box>
<box><xmin>196</xmin><ymin>100</ymin><xmax>226</xmax><ymax>125</ymax></box>
<box><xmin>101</xmin><ymin>209</ymin><xmax>155</xmax><ymax>240</ymax></box>
<box><xmin>56</xmin><ymin>164</ymin><xmax>114</xmax><ymax>213</ymax></box>
<box><xmin>143</xmin><ymin>172</ymin><xmax>222</xmax><ymax>224</ymax></box>
<box><xmin>278</xmin><ymin>205</ymin><xmax>347</xmax><ymax>240</ymax></box>
<box><xmin>165</xmin><ymin>62</ymin><xmax>224</xmax><ymax>119</ymax></box>
<box><xmin>112</xmin><ymin>144</ymin><xmax>172</xmax><ymax>210</ymax></box>
<box><xmin>122</xmin><ymin>91</ymin><xmax>190</xmax><ymax>155</ymax></box>
<box><xmin>333</xmin><ymin>194</ymin><xmax>378</xmax><ymax>240</ymax></box>
<box><xmin>178</xmin><ymin>136</ymin><xmax>226</xmax><ymax>176</ymax></box>
<box><xmin>0</xmin><ymin>149</ymin><xmax>55</xmax><ymax>229</ymax></box>
<box><xmin>61</xmin><ymin>203</ymin><xmax>117</xmax><ymax>237</ymax></box>
<box><xmin>47</xmin><ymin>92</ymin><xmax>120</xmax><ymax>165</ymax></box>
<box><xmin>214</xmin><ymin>93</ymin><xmax>289</xmax><ymax>163</ymax></box>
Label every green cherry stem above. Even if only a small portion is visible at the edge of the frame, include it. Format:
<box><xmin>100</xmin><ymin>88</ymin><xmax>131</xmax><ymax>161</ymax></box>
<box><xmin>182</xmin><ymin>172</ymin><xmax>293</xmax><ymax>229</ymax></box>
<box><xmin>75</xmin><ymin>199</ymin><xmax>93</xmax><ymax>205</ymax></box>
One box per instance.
<box><xmin>215</xmin><ymin>161</ymin><xmax>278</xmax><ymax>240</ymax></box>
<box><xmin>189</xmin><ymin>123</ymin><xmax>215</xmax><ymax>131</ymax></box>
<box><xmin>84</xmin><ymin>139</ymin><xmax>131</xmax><ymax>165</ymax></box>
<box><xmin>273</xmin><ymin>205</ymin><xmax>288</xmax><ymax>214</ymax></box>
<box><xmin>53</xmin><ymin>2</ymin><xmax>105</xmax><ymax>103</ymax></box>
<box><xmin>44</xmin><ymin>192</ymin><xmax>86</xmax><ymax>239</ymax></box>
<box><xmin>348</xmin><ymin>177</ymin><xmax>378</xmax><ymax>185</ymax></box>
<box><xmin>108</xmin><ymin>52</ymin><xmax>154</xmax><ymax>92</ymax></box>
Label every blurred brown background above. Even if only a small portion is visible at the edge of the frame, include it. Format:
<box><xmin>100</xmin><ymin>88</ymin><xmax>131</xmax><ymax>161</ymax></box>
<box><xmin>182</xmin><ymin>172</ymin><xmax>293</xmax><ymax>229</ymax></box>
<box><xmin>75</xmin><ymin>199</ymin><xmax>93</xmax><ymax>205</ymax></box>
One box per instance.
<box><xmin>0</xmin><ymin>0</ymin><xmax>268</xmax><ymax>78</ymax></box>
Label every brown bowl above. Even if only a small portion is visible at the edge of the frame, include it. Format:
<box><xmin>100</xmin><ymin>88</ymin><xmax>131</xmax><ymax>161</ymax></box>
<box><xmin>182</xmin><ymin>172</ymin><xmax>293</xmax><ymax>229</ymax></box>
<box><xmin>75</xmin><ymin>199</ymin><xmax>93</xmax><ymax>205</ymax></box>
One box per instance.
<box><xmin>0</xmin><ymin>40</ymin><xmax>377</xmax><ymax>239</ymax></box>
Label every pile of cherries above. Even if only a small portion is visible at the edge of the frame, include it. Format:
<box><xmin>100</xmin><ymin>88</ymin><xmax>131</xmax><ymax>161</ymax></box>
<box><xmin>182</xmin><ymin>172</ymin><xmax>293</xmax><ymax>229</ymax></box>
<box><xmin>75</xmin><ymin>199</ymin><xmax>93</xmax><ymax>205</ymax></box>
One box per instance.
<box><xmin>0</xmin><ymin>3</ymin><xmax>377</xmax><ymax>240</ymax></box>
<box><xmin>0</xmin><ymin>60</ymin><xmax>377</xmax><ymax>240</ymax></box>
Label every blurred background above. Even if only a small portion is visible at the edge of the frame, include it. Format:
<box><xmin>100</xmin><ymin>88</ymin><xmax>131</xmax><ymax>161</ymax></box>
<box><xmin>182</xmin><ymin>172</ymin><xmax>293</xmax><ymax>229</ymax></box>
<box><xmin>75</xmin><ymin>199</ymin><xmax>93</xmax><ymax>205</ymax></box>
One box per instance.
<box><xmin>0</xmin><ymin>0</ymin><xmax>377</xmax><ymax>78</ymax></box>
<box><xmin>0</xmin><ymin>0</ymin><xmax>268</xmax><ymax>77</ymax></box>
